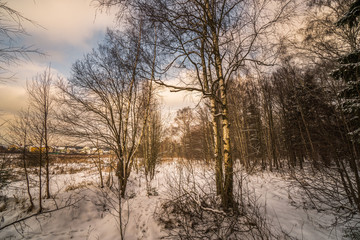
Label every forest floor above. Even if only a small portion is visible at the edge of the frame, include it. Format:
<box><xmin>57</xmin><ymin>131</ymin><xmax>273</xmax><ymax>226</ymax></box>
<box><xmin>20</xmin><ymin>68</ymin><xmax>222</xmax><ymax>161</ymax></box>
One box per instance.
<box><xmin>0</xmin><ymin>157</ymin><xmax>357</xmax><ymax>239</ymax></box>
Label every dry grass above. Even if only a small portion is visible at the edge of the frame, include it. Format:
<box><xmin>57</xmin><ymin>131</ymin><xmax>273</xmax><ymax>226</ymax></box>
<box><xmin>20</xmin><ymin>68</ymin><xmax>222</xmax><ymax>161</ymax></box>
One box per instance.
<box><xmin>65</xmin><ymin>181</ymin><xmax>93</xmax><ymax>192</ymax></box>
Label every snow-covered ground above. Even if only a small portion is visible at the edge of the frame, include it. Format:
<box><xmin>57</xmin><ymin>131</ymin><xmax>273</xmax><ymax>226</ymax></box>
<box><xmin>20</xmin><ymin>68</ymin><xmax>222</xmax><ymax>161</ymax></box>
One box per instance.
<box><xmin>245</xmin><ymin>172</ymin><xmax>344</xmax><ymax>239</ymax></box>
<box><xmin>0</xmin><ymin>159</ymin><xmax>354</xmax><ymax>239</ymax></box>
<box><xmin>0</xmin><ymin>160</ymin><xmax>166</xmax><ymax>240</ymax></box>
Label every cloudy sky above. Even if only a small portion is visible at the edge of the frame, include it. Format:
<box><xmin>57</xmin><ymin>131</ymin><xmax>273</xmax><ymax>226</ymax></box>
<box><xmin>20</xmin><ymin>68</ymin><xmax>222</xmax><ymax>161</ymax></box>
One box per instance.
<box><xmin>1</xmin><ymin>0</ymin><xmax>116</xmax><ymax>116</ymax></box>
<box><xmin>0</xmin><ymin>0</ymin><xmax>195</xmax><ymax>140</ymax></box>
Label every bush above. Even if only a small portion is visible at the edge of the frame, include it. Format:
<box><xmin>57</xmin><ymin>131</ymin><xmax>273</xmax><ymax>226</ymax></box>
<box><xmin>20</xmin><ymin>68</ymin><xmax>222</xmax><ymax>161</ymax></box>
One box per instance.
<box><xmin>156</xmin><ymin>162</ymin><xmax>276</xmax><ymax>239</ymax></box>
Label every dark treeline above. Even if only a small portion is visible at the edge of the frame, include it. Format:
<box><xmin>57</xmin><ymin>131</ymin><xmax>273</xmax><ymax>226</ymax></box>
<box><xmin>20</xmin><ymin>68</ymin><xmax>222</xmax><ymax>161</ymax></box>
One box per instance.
<box><xmin>169</xmin><ymin>63</ymin><xmax>357</xmax><ymax>171</ymax></box>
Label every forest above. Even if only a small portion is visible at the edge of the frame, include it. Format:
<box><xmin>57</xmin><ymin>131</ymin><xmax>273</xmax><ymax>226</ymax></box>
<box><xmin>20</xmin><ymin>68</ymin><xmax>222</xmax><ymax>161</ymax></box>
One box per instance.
<box><xmin>1</xmin><ymin>0</ymin><xmax>360</xmax><ymax>239</ymax></box>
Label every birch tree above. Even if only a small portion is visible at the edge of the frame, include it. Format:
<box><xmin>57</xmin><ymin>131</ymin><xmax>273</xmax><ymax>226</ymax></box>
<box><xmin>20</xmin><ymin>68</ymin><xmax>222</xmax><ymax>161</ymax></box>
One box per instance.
<box><xmin>98</xmin><ymin>0</ymin><xmax>295</xmax><ymax>209</ymax></box>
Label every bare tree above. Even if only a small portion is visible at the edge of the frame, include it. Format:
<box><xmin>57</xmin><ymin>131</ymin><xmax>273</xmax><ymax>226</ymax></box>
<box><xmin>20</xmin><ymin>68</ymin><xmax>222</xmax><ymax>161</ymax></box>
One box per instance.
<box><xmin>8</xmin><ymin>108</ymin><xmax>34</xmax><ymax>210</ymax></box>
<box><xmin>0</xmin><ymin>1</ymin><xmax>41</xmax><ymax>82</ymax></box>
<box><xmin>58</xmin><ymin>24</ymin><xmax>156</xmax><ymax>198</ymax></box>
<box><xmin>140</xmin><ymin>99</ymin><xmax>162</xmax><ymax>194</ymax></box>
<box><xmin>172</xmin><ymin>107</ymin><xmax>197</xmax><ymax>160</ymax></box>
<box><xmin>57</xmin><ymin>23</ymin><xmax>157</xmax><ymax>238</ymax></box>
<box><xmin>197</xmin><ymin>104</ymin><xmax>214</xmax><ymax>163</ymax></box>
<box><xmin>27</xmin><ymin>67</ymin><xmax>53</xmax><ymax>201</ymax></box>
<box><xmin>297</xmin><ymin>0</ymin><xmax>358</xmax><ymax>63</ymax></box>
<box><xmin>88</xmin><ymin>139</ymin><xmax>105</xmax><ymax>188</ymax></box>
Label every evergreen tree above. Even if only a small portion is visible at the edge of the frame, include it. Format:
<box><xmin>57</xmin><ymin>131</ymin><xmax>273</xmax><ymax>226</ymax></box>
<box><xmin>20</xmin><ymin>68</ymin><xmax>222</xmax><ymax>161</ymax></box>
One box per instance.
<box><xmin>332</xmin><ymin>0</ymin><xmax>360</xmax><ymax>142</ymax></box>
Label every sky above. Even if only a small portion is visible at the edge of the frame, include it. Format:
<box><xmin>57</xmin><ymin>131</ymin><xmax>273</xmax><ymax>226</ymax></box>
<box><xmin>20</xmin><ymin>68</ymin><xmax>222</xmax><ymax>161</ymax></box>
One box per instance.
<box><xmin>0</xmin><ymin>0</ymin><xmax>196</xmax><ymax>142</ymax></box>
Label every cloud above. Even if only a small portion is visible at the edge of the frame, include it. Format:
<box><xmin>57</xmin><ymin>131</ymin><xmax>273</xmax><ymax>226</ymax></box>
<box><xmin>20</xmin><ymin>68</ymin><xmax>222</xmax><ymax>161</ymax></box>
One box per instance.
<box><xmin>6</xmin><ymin>0</ymin><xmax>116</xmax><ymax>78</ymax></box>
<box><xmin>0</xmin><ymin>0</ymin><xmax>116</xmax><ymax>141</ymax></box>
<box><xmin>8</xmin><ymin>0</ymin><xmax>115</xmax><ymax>48</ymax></box>
<box><xmin>0</xmin><ymin>61</ymin><xmax>65</xmax><ymax>125</ymax></box>
<box><xmin>0</xmin><ymin>85</ymin><xmax>27</xmax><ymax>115</ymax></box>
<box><xmin>6</xmin><ymin>61</ymin><xmax>65</xmax><ymax>87</ymax></box>
<box><xmin>158</xmin><ymin>87</ymin><xmax>200</xmax><ymax>111</ymax></box>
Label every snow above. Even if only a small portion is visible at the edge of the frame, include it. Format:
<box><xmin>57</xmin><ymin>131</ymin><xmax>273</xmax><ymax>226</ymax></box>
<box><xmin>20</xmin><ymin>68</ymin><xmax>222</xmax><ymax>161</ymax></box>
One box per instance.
<box><xmin>0</xmin><ymin>159</ymin><xmax>353</xmax><ymax>239</ymax></box>
<box><xmin>246</xmin><ymin>172</ymin><xmax>343</xmax><ymax>239</ymax></box>
<box><xmin>0</xmin><ymin>160</ymin><xmax>167</xmax><ymax>240</ymax></box>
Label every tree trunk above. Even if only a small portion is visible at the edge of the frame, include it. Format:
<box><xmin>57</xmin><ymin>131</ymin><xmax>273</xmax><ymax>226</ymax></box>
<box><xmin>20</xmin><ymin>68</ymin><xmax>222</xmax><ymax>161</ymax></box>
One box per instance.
<box><xmin>214</xmin><ymin>41</ymin><xmax>233</xmax><ymax>209</ymax></box>
<box><xmin>211</xmin><ymin>99</ymin><xmax>223</xmax><ymax>197</ymax></box>
<box><xmin>45</xmin><ymin>114</ymin><xmax>50</xmax><ymax>199</ymax></box>
<box><xmin>38</xmin><ymin>137</ymin><xmax>43</xmax><ymax>212</ymax></box>
<box><xmin>22</xmin><ymin>132</ymin><xmax>34</xmax><ymax>210</ymax></box>
<box><xmin>208</xmin><ymin>3</ymin><xmax>233</xmax><ymax>208</ymax></box>
<box><xmin>98</xmin><ymin>150</ymin><xmax>104</xmax><ymax>188</ymax></box>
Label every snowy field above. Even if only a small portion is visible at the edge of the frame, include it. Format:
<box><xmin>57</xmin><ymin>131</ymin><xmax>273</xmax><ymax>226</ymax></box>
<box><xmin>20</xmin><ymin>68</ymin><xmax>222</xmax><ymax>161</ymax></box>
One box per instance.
<box><xmin>0</xmin><ymin>157</ymin><xmax>356</xmax><ymax>239</ymax></box>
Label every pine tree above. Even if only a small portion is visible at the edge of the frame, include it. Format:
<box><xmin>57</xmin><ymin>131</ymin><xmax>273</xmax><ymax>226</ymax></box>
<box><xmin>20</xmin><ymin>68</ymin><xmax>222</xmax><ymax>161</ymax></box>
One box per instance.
<box><xmin>337</xmin><ymin>0</ymin><xmax>360</xmax><ymax>27</ymax></box>
<box><xmin>332</xmin><ymin>0</ymin><xmax>360</xmax><ymax>142</ymax></box>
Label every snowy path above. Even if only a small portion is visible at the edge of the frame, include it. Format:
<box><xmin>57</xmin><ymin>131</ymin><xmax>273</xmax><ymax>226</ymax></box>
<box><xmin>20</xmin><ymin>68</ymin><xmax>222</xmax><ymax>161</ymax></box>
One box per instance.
<box><xmin>122</xmin><ymin>173</ymin><xmax>165</xmax><ymax>240</ymax></box>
